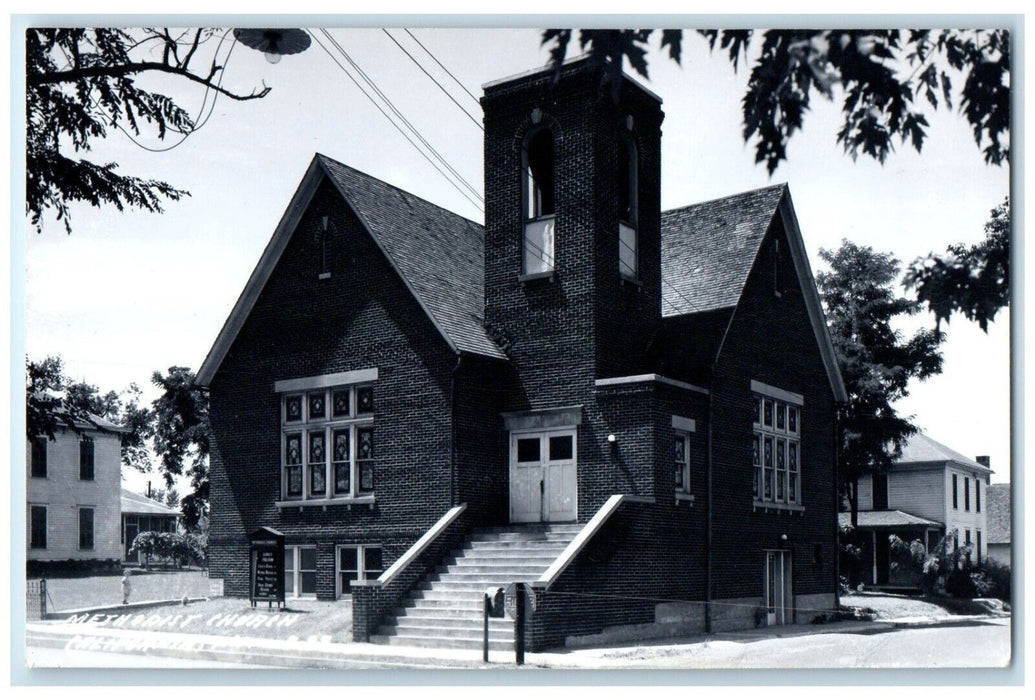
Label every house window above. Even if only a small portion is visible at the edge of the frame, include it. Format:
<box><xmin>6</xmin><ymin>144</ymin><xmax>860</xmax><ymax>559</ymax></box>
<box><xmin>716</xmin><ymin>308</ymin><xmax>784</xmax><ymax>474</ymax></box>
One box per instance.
<box><xmin>31</xmin><ymin>437</ymin><xmax>47</xmax><ymax>478</ymax></box>
<box><xmin>952</xmin><ymin>474</ymin><xmax>958</xmax><ymax>509</ymax></box>
<box><xmin>976</xmin><ymin>531</ymin><xmax>982</xmax><ymax>563</ymax></box>
<box><xmin>79</xmin><ymin>436</ymin><xmax>95</xmax><ymax>480</ymax></box>
<box><xmin>872</xmin><ymin>473</ymin><xmax>888</xmax><ymax>510</ymax></box>
<box><xmin>618</xmin><ymin>134</ymin><xmax>638</xmax><ymax>278</ymax></box>
<box><xmin>30</xmin><ymin>505</ymin><xmax>47</xmax><ymax>549</ymax></box>
<box><xmin>337</xmin><ymin>545</ymin><xmax>383</xmax><ymax>597</ymax></box>
<box><xmin>284</xmin><ymin>546</ymin><xmax>317</xmax><ymax>598</ymax></box>
<box><xmin>752</xmin><ymin>389</ymin><xmax>801</xmax><ymax>507</ymax></box>
<box><xmin>281</xmin><ymin>384</ymin><xmax>375</xmax><ymax>501</ymax></box>
<box><xmin>522</xmin><ymin>128</ymin><xmax>556</xmax><ymax>275</ymax></box>
<box><xmin>78</xmin><ymin>507</ymin><xmax>94</xmax><ymax>550</ymax></box>
<box><xmin>964</xmin><ymin>477</ymin><xmax>970</xmax><ymax>511</ymax></box>
<box><xmin>976</xmin><ymin>480</ymin><xmax>981</xmax><ymax>513</ymax></box>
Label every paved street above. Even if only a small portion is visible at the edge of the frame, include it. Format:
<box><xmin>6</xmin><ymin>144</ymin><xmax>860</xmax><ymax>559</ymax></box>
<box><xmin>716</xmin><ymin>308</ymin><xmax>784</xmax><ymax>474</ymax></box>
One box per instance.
<box><xmin>24</xmin><ymin>617</ymin><xmax>1011</xmax><ymax>671</ymax></box>
<box><xmin>576</xmin><ymin>619</ymin><xmax>1011</xmax><ymax>669</ymax></box>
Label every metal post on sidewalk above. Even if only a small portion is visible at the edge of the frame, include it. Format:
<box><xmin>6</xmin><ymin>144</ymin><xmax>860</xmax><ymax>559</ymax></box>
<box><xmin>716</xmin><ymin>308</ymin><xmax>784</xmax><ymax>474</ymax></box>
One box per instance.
<box><xmin>483</xmin><ymin>593</ymin><xmax>490</xmax><ymax>663</ymax></box>
<box><xmin>514</xmin><ymin>582</ymin><xmax>525</xmax><ymax>666</ymax></box>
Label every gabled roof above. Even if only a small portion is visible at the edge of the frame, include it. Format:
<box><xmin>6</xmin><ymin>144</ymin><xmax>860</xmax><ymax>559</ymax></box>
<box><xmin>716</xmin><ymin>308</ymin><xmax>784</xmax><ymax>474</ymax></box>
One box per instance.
<box><xmin>895</xmin><ymin>433</ymin><xmax>993</xmax><ymax>474</ymax></box>
<box><xmin>661</xmin><ymin>185</ymin><xmax>848</xmax><ymax>403</ymax></box>
<box><xmin>662</xmin><ymin>184</ymin><xmax>788</xmax><ymax>315</ymax></box>
<box><xmin>121</xmin><ymin>488</ymin><xmax>181</xmax><ymax>517</ymax></box>
<box><xmin>197</xmin><ymin>155</ymin><xmax>507</xmax><ymax>385</ymax></box>
<box><xmin>839</xmin><ymin>510</ymin><xmax>943</xmax><ymax>529</ymax></box>
<box><xmin>985</xmin><ymin>483</ymin><xmax>1011</xmax><ymax>544</ymax></box>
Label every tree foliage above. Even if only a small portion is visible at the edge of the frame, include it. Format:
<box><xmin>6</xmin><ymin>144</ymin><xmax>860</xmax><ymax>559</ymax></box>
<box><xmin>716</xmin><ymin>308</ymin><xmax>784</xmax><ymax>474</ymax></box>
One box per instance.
<box><xmin>151</xmin><ymin>366</ymin><xmax>211</xmax><ymax>530</ymax></box>
<box><xmin>816</xmin><ymin>242</ymin><xmax>944</xmax><ymax>526</ymax></box>
<box><xmin>905</xmin><ymin>198</ymin><xmax>1010</xmax><ymax>332</ymax></box>
<box><xmin>542</xmin><ymin>29</ymin><xmax>1009</xmax><ymax>173</ymax></box>
<box><xmin>25</xmin><ymin>356</ymin><xmax>153</xmax><ymax>472</ymax></box>
<box><xmin>26</xmin><ymin>28</ymin><xmax>271</xmax><ymax>233</ymax></box>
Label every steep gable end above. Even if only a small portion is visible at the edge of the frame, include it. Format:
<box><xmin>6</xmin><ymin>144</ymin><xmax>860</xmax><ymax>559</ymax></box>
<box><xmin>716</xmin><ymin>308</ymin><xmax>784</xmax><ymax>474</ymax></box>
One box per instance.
<box><xmin>198</xmin><ymin>155</ymin><xmax>506</xmax><ymax>385</ymax></box>
<box><xmin>661</xmin><ymin>185</ymin><xmax>847</xmax><ymax>402</ymax></box>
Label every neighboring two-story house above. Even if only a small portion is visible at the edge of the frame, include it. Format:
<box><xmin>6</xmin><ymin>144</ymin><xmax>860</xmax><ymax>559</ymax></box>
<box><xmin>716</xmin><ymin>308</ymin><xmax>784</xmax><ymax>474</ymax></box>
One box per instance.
<box><xmin>199</xmin><ymin>57</ymin><xmax>846</xmax><ymax>650</ymax></box>
<box><xmin>985</xmin><ymin>483</ymin><xmax>1010</xmax><ymax>566</ymax></box>
<box><xmin>27</xmin><ymin>412</ymin><xmax>127</xmax><ymax>575</ymax></box>
<box><xmin>841</xmin><ymin>432</ymin><xmax>993</xmax><ymax>589</ymax></box>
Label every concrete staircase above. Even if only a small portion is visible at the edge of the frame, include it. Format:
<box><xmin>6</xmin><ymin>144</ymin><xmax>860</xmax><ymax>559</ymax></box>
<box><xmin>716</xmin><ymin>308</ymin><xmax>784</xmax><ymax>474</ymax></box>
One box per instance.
<box><xmin>370</xmin><ymin>523</ymin><xmax>581</xmax><ymax>650</ymax></box>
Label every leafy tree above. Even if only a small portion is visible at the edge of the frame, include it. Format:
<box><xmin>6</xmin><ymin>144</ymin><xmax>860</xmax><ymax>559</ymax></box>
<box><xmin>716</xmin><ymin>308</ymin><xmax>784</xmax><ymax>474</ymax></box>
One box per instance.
<box><xmin>542</xmin><ymin>29</ymin><xmax>1009</xmax><ymax>172</ymax></box>
<box><xmin>905</xmin><ymin>198</ymin><xmax>1010</xmax><ymax>332</ymax></box>
<box><xmin>816</xmin><ymin>242</ymin><xmax>944</xmax><ymax>527</ymax></box>
<box><xmin>25</xmin><ymin>356</ymin><xmax>152</xmax><ymax>473</ymax></box>
<box><xmin>26</xmin><ymin>28</ymin><xmax>272</xmax><ymax>233</ymax></box>
<box><xmin>151</xmin><ymin>367</ymin><xmax>210</xmax><ymax>530</ymax></box>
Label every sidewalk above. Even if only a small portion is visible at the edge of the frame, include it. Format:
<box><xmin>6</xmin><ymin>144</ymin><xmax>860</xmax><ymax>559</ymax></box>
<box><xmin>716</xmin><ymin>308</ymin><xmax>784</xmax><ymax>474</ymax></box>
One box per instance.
<box><xmin>26</xmin><ymin>614</ymin><xmax>949</xmax><ymax>670</ymax></box>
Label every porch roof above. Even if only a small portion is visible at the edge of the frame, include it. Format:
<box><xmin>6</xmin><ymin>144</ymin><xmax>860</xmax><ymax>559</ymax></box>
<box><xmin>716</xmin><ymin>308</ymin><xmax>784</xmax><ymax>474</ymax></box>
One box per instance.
<box><xmin>839</xmin><ymin>510</ymin><xmax>942</xmax><ymax>529</ymax></box>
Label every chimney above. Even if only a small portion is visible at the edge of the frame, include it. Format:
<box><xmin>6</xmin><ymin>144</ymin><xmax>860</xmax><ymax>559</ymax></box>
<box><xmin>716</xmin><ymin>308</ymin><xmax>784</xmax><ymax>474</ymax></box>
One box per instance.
<box><xmin>976</xmin><ymin>456</ymin><xmax>990</xmax><ymax>469</ymax></box>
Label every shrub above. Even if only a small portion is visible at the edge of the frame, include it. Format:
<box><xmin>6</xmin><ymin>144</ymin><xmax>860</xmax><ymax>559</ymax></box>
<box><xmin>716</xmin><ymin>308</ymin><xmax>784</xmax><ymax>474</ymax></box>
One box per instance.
<box><xmin>974</xmin><ymin>558</ymin><xmax>1011</xmax><ymax>602</ymax></box>
<box><xmin>129</xmin><ymin>531</ymin><xmax>206</xmax><ymax>568</ymax></box>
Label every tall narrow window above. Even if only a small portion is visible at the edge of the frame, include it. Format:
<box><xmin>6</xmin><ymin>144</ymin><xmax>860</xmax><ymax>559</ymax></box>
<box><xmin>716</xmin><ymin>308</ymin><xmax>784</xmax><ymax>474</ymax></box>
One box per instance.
<box><xmin>79</xmin><ymin>436</ymin><xmax>95</xmax><ymax>480</ymax></box>
<box><xmin>78</xmin><ymin>507</ymin><xmax>94</xmax><ymax>550</ymax></box>
<box><xmin>976</xmin><ymin>479</ymin><xmax>981</xmax><ymax>513</ymax></box>
<box><xmin>952</xmin><ymin>474</ymin><xmax>958</xmax><ymax>509</ymax></box>
<box><xmin>752</xmin><ymin>388</ymin><xmax>801</xmax><ymax>507</ymax></box>
<box><xmin>31</xmin><ymin>437</ymin><xmax>47</xmax><ymax>478</ymax></box>
<box><xmin>872</xmin><ymin>473</ymin><xmax>888</xmax><ymax>510</ymax></box>
<box><xmin>30</xmin><ymin>506</ymin><xmax>47</xmax><ymax>549</ymax></box>
<box><xmin>964</xmin><ymin>477</ymin><xmax>970</xmax><ymax>511</ymax></box>
<box><xmin>522</xmin><ymin>128</ymin><xmax>555</xmax><ymax>274</ymax></box>
<box><xmin>618</xmin><ymin>135</ymin><xmax>638</xmax><ymax>278</ymax></box>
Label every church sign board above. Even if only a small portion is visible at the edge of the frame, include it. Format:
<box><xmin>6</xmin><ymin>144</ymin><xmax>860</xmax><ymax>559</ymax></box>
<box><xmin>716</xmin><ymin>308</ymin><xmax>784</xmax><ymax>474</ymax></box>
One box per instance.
<box><xmin>249</xmin><ymin>526</ymin><xmax>285</xmax><ymax>608</ymax></box>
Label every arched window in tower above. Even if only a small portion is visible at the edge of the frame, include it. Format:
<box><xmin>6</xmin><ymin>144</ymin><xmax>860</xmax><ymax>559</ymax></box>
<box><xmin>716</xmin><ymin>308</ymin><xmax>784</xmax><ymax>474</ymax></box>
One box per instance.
<box><xmin>522</xmin><ymin>128</ymin><xmax>556</xmax><ymax>275</ymax></box>
<box><xmin>618</xmin><ymin>134</ymin><xmax>638</xmax><ymax>279</ymax></box>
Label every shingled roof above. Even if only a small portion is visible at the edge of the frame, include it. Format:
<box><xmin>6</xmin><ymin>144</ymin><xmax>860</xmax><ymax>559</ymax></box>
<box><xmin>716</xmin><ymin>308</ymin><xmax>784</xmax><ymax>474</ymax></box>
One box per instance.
<box><xmin>895</xmin><ymin>433</ymin><xmax>993</xmax><ymax>474</ymax></box>
<box><xmin>318</xmin><ymin>155</ymin><xmax>506</xmax><ymax>360</ymax></box>
<box><xmin>197</xmin><ymin>155</ymin><xmax>507</xmax><ymax>384</ymax></box>
<box><xmin>838</xmin><ymin>510</ymin><xmax>942</xmax><ymax>529</ymax></box>
<box><xmin>661</xmin><ymin>183</ymin><xmax>787</xmax><ymax>316</ymax></box>
<box><xmin>985</xmin><ymin>483</ymin><xmax>1011</xmax><ymax>544</ymax></box>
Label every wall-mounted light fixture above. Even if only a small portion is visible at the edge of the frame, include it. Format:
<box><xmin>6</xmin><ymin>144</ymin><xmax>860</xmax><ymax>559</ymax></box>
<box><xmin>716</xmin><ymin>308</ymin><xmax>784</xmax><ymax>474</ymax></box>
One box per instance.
<box><xmin>607</xmin><ymin>434</ymin><xmax>617</xmax><ymax>444</ymax></box>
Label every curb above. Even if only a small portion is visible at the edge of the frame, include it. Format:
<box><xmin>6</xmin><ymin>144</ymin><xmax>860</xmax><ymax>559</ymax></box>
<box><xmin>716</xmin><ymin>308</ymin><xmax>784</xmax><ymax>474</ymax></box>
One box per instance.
<box><xmin>45</xmin><ymin>597</ymin><xmax>210</xmax><ymax>621</ymax></box>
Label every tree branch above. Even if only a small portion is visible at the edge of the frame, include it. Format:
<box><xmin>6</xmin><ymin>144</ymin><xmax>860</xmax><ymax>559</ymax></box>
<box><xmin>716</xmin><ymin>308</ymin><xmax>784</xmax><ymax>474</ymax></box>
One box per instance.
<box><xmin>30</xmin><ymin>61</ymin><xmax>270</xmax><ymax>101</ymax></box>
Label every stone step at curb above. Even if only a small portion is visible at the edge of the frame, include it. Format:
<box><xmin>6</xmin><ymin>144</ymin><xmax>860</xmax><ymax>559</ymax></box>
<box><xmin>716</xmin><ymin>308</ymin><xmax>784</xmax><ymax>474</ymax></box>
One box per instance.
<box><xmin>369</xmin><ymin>634</ymin><xmax>515</xmax><ymax>652</ymax></box>
<box><xmin>375</xmin><ymin>626</ymin><xmax>516</xmax><ymax>642</ymax></box>
<box><xmin>385</xmin><ymin>614</ymin><xmax>514</xmax><ymax>630</ymax></box>
<box><xmin>402</xmin><ymin>596</ymin><xmax>485</xmax><ymax>609</ymax></box>
<box><xmin>392</xmin><ymin>606</ymin><xmax>502</xmax><ymax>619</ymax></box>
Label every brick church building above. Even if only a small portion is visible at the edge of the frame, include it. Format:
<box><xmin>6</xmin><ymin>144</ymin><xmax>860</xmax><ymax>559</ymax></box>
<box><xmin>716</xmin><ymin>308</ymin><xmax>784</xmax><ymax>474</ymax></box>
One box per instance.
<box><xmin>198</xmin><ymin>56</ymin><xmax>847</xmax><ymax>651</ymax></box>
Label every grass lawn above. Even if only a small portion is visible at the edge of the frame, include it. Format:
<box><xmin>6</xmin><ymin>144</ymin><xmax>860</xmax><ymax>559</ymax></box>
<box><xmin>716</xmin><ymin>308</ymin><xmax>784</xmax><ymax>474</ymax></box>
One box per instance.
<box><xmin>841</xmin><ymin>591</ymin><xmax>1004</xmax><ymax>619</ymax></box>
<box><xmin>57</xmin><ymin>597</ymin><xmax>353</xmax><ymax>644</ymax></box>
<box><xmin>42</xmin><ymin>569</ymin><xmax>212</xmax><ymax>612</ymax></box>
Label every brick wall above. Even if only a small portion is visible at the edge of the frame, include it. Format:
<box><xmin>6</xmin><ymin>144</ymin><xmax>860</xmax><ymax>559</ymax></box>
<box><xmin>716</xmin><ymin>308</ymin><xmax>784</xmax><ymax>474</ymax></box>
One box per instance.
<box><xmin>208</xmin><ymin>180</ymin><xmax>461</xmax><ymax>599</ymax></box>
<box><xmin>26</xmin><ymin>429</ymin><xmax>122</xmax><ymax>563</ymax></box>
<box><xmin>707</xmin><ymin>214</ymin><xmax>839</xmax><ymax>604</ymax></box>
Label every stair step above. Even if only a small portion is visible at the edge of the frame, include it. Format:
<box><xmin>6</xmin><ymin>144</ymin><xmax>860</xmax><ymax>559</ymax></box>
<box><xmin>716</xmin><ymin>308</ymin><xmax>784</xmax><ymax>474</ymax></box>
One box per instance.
<box><xmin>433</xmin><ymin>567</ymin><xmax>547</xmax><ymax>578</ymax></box>
<box><xmin>392</xmin><ymin>606</ymin><xmax>504</xmax><ymax>619</ymax></box>
<box><xmin>444</xmin><ymin>553</ymin><xmax>559</xmax><ymax>564</ymax></box>
<box><xmin>369</xmin><ymin>634</ymin><xmax>515</xmax><ymax>651</ymax></box>
<box><xmin>385</xmin><ymin>615</ymin><xmax>513</xmax><ymax>631</ymax></box>
<box><xmin>377</xmin><ymin>624</ymin><xmax>515</xmax><ymax>640</ymax></box>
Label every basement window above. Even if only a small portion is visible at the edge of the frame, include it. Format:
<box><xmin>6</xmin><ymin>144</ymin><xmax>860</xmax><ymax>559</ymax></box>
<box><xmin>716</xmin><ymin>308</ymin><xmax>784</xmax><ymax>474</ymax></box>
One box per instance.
<box><xmin>337</xmin><ymin>545</ymin><xmax>383</xmax><ymax>597</ymax></box>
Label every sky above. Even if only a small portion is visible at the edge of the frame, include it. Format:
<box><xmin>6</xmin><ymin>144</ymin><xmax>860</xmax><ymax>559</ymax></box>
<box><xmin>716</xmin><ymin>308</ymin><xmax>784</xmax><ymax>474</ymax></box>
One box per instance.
<box><xmin>20</xmin><ymin>25</ymin><xmax>1013</xmax><ymax>493</ymax></box>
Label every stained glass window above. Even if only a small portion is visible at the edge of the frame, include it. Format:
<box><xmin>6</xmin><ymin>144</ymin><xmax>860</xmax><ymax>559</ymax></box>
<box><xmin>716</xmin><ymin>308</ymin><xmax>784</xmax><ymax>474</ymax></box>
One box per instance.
<box><xmin>357</xmin><ymin>428</ymin><xmax>374</xmax><ymax>460</ymax></box>
<box><xmin>776</xmin><ymin>402</ymin><xmax>786</xmax><ymax>430</ymax></box>
<box><xmin>333</xmin><ymin>390</ymin><xmax>351</xmax><ymax>417</ymax></box>
<box><xmin>285</xmin><ymin>395</ymin><xmax>303</xmax><ymax>422</ymax></box>
<box><xmin>788</xmin><ymin>406</ymin><xmax>798</xmax><ymax>434</ymax></box>
<box><xmin>753</xmin><ymin>391</ymin><xmax>801</xmax><ymax>507</ymax></box>
<box><xmin>764</xmin><ymin>436</ymin><xmax>774</xmax><ymax>500</ymax></box>
<box><xmin>788</xmin><ymin>442</ymin><xmax>798</xmax><ymax>503</ymax></box>
<box><xmin>776</xmin><ymin>438</ymin><xmax>786</xmax><ymax>500</ymax></box>
<box><xmin>357</xmin><ymin>387</ymin><xmax>374</xmax><ymax>414</ymax></box>
<box><xmin>763</xmin><ymin>399</ymin><xmax>773</xmax><ymax>427</ymax></box>
<box><xmin>308</xmin><ymin>392</ymin><xmax>326</xmax><ymax>420</ymax></box>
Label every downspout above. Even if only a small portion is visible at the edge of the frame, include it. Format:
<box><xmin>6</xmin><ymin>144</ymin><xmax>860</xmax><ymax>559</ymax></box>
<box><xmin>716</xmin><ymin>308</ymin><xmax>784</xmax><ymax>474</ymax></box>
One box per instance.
<box><xmin>705</xmin><ymin>381</ymin><xmax>714</xmax><ymax>634</ymax></box>
<box><xmin>450</xmin><ymin>354</ymin><xmax>463</xmax><ymax>507</ymax></box>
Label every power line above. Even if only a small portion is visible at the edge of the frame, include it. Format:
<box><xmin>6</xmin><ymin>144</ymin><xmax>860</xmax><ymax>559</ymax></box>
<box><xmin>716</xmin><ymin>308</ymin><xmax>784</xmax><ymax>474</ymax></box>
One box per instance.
<box><xmin>381</xmin><ymin>29</ymin><xmax>483</xmax><ymax>131</ymax></box>
<box><xmin>403</xmin><ymin>29</ymin><xmax>482</xmax><ymax>108</ymax></box>
<box><xmin>309</xmin><ymin>31</ymin><xmax>484</xmax><ymax>213</ymax></box>
<box><xmin>318</xmin><ymin>29</ymin><xmax>484</xmax><ymax>206</ymax></box>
